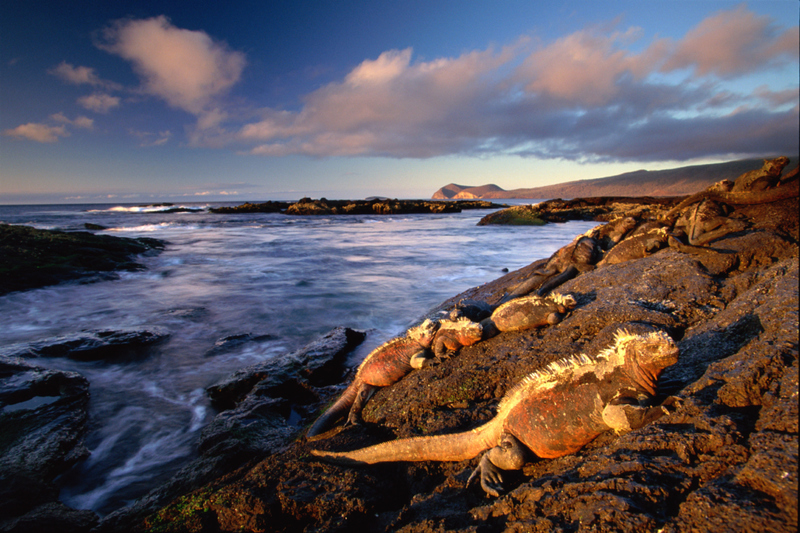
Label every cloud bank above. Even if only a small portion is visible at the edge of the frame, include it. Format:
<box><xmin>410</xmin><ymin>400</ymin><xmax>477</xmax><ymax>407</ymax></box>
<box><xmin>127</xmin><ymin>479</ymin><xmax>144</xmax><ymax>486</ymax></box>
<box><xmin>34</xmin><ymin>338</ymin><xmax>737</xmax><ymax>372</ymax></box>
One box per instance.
<box><xmin>7</xmin><ymin>6</ymin><xmax>798</xmax><ymax>162</ymax></box>
<box><xmin>237</xmin><ymin>5</ymin><xmax>798</xmax><ymax>162</ymax></box>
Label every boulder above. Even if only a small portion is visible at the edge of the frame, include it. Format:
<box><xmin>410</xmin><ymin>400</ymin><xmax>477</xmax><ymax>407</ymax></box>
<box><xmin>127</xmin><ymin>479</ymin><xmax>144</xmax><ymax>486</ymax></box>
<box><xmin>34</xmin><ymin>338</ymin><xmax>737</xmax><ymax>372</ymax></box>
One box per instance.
<box><xmin>0</xmin><ymin>356</ymin><xmax>96</xmax><ymax>530</ymax></box>
<box><xmin>2</xmin><ymin>327</ymin><xmax>169</xmax><ymax>362</ymax></box>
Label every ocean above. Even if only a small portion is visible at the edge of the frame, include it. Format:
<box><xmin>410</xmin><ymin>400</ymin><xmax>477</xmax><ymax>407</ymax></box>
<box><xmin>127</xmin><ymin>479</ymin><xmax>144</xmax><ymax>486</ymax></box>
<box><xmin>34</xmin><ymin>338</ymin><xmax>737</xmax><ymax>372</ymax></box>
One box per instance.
<box><xmin>0</xmin><ymin>201</ymin><xmax>598</xmax><ymax>515</ymax></box>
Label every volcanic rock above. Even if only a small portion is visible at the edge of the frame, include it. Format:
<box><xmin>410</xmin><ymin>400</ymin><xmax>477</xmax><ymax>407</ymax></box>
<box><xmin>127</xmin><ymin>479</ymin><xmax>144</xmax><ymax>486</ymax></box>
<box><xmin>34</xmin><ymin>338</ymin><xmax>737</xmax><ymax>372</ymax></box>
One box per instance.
<box><xmin>0</xmin><ymin>357</ymin><xmax>95</xmax><ymax>531</ymax></box>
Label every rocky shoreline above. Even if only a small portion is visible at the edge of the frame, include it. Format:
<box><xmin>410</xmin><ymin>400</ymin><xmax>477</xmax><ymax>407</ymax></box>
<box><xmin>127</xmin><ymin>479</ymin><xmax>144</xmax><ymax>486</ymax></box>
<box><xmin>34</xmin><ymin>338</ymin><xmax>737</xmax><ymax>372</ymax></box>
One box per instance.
<box><xmin>1</xmin><ymin>160</ymin><xmax>798</xmax><ymax>532</ymax></box>
<box><xmin>210</xmin><ymin>198</ymin><xmax>506</xmax><ymax>215</ymax></box>
<box><xmin>0</xmin><ymin>224</ymin><xmax>166</xmax><ymax>296</ymax></box>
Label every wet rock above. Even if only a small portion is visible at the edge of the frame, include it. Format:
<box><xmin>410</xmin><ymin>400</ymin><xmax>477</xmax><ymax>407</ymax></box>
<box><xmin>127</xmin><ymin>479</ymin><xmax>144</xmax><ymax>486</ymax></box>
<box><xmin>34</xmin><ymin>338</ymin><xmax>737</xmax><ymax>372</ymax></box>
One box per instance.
<box><xmin>0</xmin><ymin>357</ymin><xmax>95</xmax><ymax>530</ymax></box>
<box><xmin>209</xmin><ymin>201</ymin><xmax>291</xmax><ymax>214</ymax></box>
<box><xmin>83</xmin><ymin>223</ymin><xmax>107</xmax><ymax>231</ymax></box>
<box><xmin>98</xmin><ymin>327</ymin><xmax>365</xmax><ymax>532</ymax></box>
<box><xmin>0</xmin><ymin>502</ymin><xmax>99</xmax><ymax>533</ymax></box>
<box><xmin>285</xmin><ymin>198</ymin><xmax>504</xmax><ymax>216</ymax></box>
<box><xmin>2</xmin><ymin>327</ymin><xmax>169</xmax><ymax>362</ymax></box>
<box><xmin>0</xmin><ymin>224</ymin><xmax>165</xmax><ymax>295</ymax></box>
<box><xmin>206</xmin><ymin>326</ymin><xmax>366</xmax><ymax>410</ymax></box>
<box><xmin>203</xmin><ymin>333</ymin><xmax>274</xmax><ymax>357</ymax></box>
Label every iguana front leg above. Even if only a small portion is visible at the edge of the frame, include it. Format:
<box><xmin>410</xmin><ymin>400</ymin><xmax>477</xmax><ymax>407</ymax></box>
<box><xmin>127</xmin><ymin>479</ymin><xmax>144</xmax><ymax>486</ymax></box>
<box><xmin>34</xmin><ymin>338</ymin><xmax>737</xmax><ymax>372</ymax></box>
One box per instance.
<box><xmin>467</xmin><ymin>433</ymin><xmax>527</xmax><ymax>497</ymax></box>
<box><xmin>602</xmin><ymin>395</ymin><xmax>681</xmax><ymax>433</ymax></box>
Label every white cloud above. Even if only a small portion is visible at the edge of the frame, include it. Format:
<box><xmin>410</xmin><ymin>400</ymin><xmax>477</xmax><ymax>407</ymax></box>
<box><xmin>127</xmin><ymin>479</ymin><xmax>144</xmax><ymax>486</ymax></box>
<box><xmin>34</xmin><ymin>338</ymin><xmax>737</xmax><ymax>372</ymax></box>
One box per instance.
<box><xmin>48</xmin><ymin>61</ymin><xmax>122</xmax><ymax>90</ymax></box>
<box><xmin>3</xmin><ymin>123</ymin><xmax>69</xmax><ymax>143</ymax></box>
<box><xmin>77</xmin><ymin>93</ymin><xmax>121</xmax><ymax>113</ymax></box>
<box><xmin>51</xmin><ymin>112</ymin><xmax>94</xmax><ymax>129</ymax></box>
<box><xmin>129</xmin><ymin>128</ymin><xmax>172</xmax><ymax>147</ymax></box>
<box><xmin>49</xmin><ymin>61</ymin><xmax>102</xmax><ymax>85</ymax></box>
<box><xmin>99</xmin><ymin>15</ymin><xmax>246</xmax><ymax>117</ymax></box>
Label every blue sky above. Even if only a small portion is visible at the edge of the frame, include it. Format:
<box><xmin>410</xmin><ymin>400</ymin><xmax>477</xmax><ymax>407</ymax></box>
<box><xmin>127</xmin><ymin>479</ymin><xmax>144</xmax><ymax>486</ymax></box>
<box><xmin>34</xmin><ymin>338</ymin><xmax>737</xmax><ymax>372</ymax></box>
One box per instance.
<box><xmin>1</xmin><ymin>1</ymin><xmax>798</xmax><ymax>204</ymax></box>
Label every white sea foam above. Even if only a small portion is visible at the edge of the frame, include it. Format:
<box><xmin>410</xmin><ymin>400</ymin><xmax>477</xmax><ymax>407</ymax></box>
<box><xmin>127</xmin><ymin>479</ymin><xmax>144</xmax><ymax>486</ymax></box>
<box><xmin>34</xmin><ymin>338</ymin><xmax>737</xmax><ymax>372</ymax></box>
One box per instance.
<box><xmin>105</xmin><ymin>223</ymin><xmax>172</xmax><ymax>232</ymax></box>
<box><xmin>88</xmin><ymin>205</ymin><xmax>208</xmax><ymax>214</ymax></box>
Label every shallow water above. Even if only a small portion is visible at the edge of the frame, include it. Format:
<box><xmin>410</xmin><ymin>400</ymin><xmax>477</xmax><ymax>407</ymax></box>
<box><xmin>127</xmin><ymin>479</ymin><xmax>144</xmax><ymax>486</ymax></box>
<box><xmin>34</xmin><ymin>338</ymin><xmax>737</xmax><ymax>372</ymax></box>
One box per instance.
<box><xmin>0</xmin><ymin>202</ymin><xmax>597</xmax><ymax>514</ymax></box>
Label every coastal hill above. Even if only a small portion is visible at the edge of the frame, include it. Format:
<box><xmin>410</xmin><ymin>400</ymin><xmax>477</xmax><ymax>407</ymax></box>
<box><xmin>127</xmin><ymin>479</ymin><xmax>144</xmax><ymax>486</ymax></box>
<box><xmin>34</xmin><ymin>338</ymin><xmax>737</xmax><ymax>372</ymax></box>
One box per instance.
<box><xmin>433</xmin><ymin>183</ymin><xmax>505</xmax><ymax>199</ymax></box>
<box><xmin>432</xmin><ymin>157</ymin><xmax>798</xmax><ymax>199</ymax></box>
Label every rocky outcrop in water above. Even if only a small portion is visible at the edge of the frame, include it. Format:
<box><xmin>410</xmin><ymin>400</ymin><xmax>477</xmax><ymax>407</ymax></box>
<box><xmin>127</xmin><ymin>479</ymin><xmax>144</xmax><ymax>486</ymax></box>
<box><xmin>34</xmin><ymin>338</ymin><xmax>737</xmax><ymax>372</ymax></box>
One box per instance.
<box><xmin>1</xmin><ymin>327</ymin><xmax>169</xmax><ymax>362</ymax></box>
<box><xmin>103</xmin><ymin>159</ymin><xmax>798</xmax><ymax>533</ymax></box>
<box><xmin>285</xmin><ymin>198</ymin><xmax>503</xmax><ymax>215</ymax></box>
<box><xmin>0</xmin><ymin>224</ymin><xmax>165</xmax><ymax>295</ymax></box>
<box><xmin>0</xmin><ymin>357</ymin><xmax>98</xmax><ymax>532</ymax></box>
<box><xmin>209</xmin><ymin>201</ymin><xmax>292</xmax><ymax>214</ymax></box>
<box><xmin>210</xmin><ymin>198</ymin><xmax>505</xmax><ymax>216</ymax></box>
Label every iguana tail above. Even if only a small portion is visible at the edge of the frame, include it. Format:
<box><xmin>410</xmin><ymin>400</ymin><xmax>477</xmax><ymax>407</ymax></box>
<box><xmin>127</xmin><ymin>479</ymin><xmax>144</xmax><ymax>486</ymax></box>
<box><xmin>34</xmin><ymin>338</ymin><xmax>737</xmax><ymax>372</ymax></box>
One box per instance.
<box><xmin>306</xmin><ymin>379</ymin><xmax>361</xmax><ymax>438</ymax></box>
<box><xmin>311</xmin><ymin>416</ymin><xmax>503</xmax><ymax>465</ymax></box>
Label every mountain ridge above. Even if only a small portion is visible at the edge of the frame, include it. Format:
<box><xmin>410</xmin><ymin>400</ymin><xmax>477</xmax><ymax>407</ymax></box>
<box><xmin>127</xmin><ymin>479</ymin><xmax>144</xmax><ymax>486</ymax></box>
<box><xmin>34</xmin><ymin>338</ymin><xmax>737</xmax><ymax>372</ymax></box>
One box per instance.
<box><xmin>431</xmin><ymin>157</ymin><xmax>799</xmax><ymax>199</ymax></box>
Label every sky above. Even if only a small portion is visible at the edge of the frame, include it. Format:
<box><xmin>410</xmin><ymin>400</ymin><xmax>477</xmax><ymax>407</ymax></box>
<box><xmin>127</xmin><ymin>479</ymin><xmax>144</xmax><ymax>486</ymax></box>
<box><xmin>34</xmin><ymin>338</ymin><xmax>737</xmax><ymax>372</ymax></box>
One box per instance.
<box><xmin>1</xmin><ymin>1</ymin><xmax>798</xmax><ymax>204</ymax></box>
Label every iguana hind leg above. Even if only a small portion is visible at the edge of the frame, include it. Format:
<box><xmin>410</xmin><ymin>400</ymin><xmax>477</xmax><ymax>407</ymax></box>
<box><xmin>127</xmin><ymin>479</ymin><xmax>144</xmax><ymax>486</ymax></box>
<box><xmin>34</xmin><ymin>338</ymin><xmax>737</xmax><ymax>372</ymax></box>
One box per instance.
<box><xmin>467</xmin><ymin>433</ymin><xmax>527</xmax><ymax>497</ymax></box>
<box><xmin>346</xmin><ymin>382</ymin><xmax>378</xmax><ymax>426</ymax></box>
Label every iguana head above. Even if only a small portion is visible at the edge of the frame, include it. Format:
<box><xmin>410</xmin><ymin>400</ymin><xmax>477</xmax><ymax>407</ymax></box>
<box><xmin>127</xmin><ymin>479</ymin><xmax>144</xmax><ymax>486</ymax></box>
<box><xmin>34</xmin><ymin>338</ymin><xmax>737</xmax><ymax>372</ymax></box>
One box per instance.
<box><xmin>613</xmin><ymin>329</ymin><xmax>679</xmax><ymax>391</ymax></box>
<box><xmin>407</xmin><ymin>319</ymin><xmax>440</xmax><ymax>347</ymax></box>
<box><xmin>549</xmin><ymin>293</ymin><xmax>577</xmax><ymax>314</ymax></box>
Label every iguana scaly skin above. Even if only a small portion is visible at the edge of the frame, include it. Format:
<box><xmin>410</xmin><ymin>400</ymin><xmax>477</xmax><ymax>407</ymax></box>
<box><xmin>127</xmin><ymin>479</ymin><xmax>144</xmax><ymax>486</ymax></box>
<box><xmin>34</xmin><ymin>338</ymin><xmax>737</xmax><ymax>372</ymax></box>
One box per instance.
<box><xmin>432</xmin><ymin>317</ymin><xmax>483</xmax><ymax>357</ymax></box>
<box><xmin>306</xmin><ymin>319</ymin><xmax>439</xmax><ymax>438</ymax></box>
<box><xmin>485</xmin><ymin>293</ymin><xmax>577</xmax><ymax>334</ymax></box>
<box><xmin>312</xmin><ymin>329</ymin><xmax>679</xmax><ymax>496</ymax></box>
<box><xmin>597</xmin><ymin>227</ymin><xmax>670</xmax><ymax>266</ymax></box>
<box><xmin>501</xmin><ymin>236</ymin><xmax>598</xmax><ymax>301</ymax></box>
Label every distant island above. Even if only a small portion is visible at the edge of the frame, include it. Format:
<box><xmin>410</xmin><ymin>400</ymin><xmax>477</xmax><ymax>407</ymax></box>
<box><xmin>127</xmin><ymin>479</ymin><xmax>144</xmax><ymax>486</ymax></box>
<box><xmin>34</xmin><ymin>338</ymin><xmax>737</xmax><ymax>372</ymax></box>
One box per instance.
<box><xmin>432</xmin><ymin>157</ymin><xmax>799</xmax><ymax>199</ymax></box>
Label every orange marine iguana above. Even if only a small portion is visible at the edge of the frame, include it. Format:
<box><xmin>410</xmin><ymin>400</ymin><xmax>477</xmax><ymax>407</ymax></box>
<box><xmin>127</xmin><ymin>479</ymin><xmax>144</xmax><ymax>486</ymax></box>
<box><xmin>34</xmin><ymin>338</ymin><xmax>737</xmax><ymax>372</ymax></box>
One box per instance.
<box><xmin>306</xmin><ymin>319</ymin><xmax>440</xmax><ymax>438</ymax></box>
<box><xmin>312</xmin><ymin>329</ymin><xmax>680</xmax><ymax>496</ymax></box>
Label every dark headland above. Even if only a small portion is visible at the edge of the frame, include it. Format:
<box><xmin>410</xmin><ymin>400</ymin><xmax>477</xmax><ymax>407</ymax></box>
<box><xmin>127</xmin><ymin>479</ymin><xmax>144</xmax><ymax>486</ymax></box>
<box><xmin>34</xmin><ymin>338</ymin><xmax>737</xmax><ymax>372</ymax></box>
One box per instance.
<box><xmin>1</xmin><ymin>157</ymin><xmax>798</xmax><ymax>532</ymax></box>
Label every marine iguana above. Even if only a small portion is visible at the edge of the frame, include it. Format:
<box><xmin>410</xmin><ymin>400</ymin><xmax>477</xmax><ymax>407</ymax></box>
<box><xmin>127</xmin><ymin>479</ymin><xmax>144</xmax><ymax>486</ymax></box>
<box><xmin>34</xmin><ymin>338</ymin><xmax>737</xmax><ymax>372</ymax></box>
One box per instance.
<box><xmin>661</xmin><ymin>157</ymin><xmax>799</xmax><ymax>223</ymax></box>
<box><xmin>306</xmin><ymin>319</ymin><xmax>439</xmax><ymax>438</ymax></box>
<box><xmin>432</xmin><ymin>317</ymin><xmax>483</xmax><ymax>357</ymax></box>
<box><xmin>312</xmin><ymin>329</ymin><xmax>679</xmax><ymax>496</ymax></box>
<box><xmin>674</xmin><ymin>198</ymin><xmax>747</xmax><ymax>246</ymax></box>
<box><xmin>596</xmin><ymin>227</ymin><xmax>670</xmax><ymax>266</ymax></box>
<box><xmin>501</xmin><ymin>236</ymin><xmax>598</xmax><ymax>301</ymax></box>
<box><xmin>484</xmin><ymin>292</ymin><xmax>577</xmax><ymax>335</ymax></box>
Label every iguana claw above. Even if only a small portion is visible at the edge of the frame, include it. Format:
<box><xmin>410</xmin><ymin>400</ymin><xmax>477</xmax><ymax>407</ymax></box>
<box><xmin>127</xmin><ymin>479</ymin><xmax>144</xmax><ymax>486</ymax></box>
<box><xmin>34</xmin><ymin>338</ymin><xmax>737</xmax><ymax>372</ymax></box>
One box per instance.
<box><xmin>468</xmin><ymin>453</ymin><xmax>505</xmax><ymax>497</ymax></box>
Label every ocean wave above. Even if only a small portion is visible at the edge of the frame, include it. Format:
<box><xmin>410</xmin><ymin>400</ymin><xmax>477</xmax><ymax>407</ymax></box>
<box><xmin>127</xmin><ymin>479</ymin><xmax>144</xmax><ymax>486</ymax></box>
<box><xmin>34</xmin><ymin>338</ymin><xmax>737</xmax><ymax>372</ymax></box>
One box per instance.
<box><xmin>105</xmin><ymin>223</ymin><xmax>173</xmax><ymax>232</ymax></box>
<box><xmin>87</xmin><ymin>204</ymin><xmax>208</xmax><ymax>214</ymax></box>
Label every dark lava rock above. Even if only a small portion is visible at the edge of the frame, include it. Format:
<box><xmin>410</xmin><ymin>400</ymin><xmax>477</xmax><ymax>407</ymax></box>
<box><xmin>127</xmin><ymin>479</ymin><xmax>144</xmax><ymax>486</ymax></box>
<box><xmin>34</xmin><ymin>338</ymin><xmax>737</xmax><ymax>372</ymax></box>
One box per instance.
<box><xmin>97</xmin><ymin>327</ymin><xmax>365</xmax><ymax>532</ymax></box>
<box><xmin>83</xmin><ymin>223</ymin><xmax>108</xmax><ymax>231</ymax></box>
<box><xmin>478</xmin><ymin>196</ymin><xmax>682</xmax><ymax>225</ymax></box>
<box><xmin>100</xmin><ymin>194</ymin><xmax>799</xmax><ymax>532</ymax></box>
<box><xmin>2</xmin><ymin>327</ymin><xmax>169</xmax><ymax>362</ymax></box>
<box><xmin>204</xmin><ymin>333</ymin><xmax>275</xmax><ymax>357</ymax></box>
<box><xmin>209</xmin><ymin>201</ymin><xmax>292</xmax><ymax>214</ymax></box>
<box><xmin>0</xmin><ymin>224</ymin><xmax>165</xmax><ymax>295</ymax></box>
<box><xmin>0</xmin><ymin>356</ymin><xmax>96</xmax><ymax>531</ymax></box>
<box><xmin>210</xmin><ymin>199</ymin><xmax>505</xmax><ymax>215</ymax></box>
<box><xmin>206</xmin><ymin>326</ymin><xmax>366</xmax><ymax>410</ymax></box>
